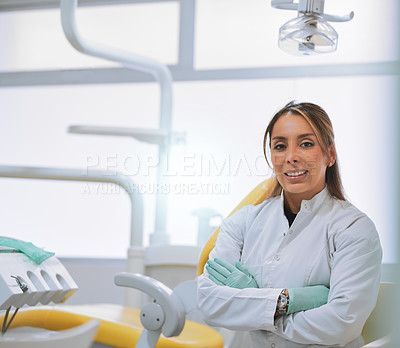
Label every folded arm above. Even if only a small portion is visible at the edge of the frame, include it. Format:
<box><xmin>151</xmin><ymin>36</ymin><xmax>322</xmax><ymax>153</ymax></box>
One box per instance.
<box><xmin>197</xmin><ymin>208</ymin><xmax>382</xmax><ymax>346</ymax></box>
<box><xmin>273</xmin><ymin>217</ymin><xmax>382</xmax><ymax>345</ymax></box>
<box><xmin>197</xmin><ymin>206</ymin><xmax>283</xmax><ymax>330</ymax></box>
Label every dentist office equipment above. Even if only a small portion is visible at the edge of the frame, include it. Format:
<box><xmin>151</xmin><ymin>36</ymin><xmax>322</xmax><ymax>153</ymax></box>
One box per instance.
<box><xmin>0</xmin><ymin>241</ymin><xmax>100</xmax><ymax>348</ymax></box>
<box><xmin>60</xmin><ymin>0</ymin><xmax>200</xmax><ymax>308</ymax></box>
<box><xmin>0</xmin><ymin>248</ymin><xmax>223</xmax><ymax>348</ymax></box>
<box><xmin>1</xmin><ymin>1</ymin><xmax>220</xmax><ymax>346</ymax></box>
<box><xmin>271</xmin><ymin>0</ymin><xmax>354</xmax><ymax>55</ymax></box>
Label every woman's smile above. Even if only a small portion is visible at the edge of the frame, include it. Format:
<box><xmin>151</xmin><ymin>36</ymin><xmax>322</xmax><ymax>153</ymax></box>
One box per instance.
<box><xmin>284</xmin><ymin>170</ymin><xmax>308</xmax><ymax>178</ymax></box>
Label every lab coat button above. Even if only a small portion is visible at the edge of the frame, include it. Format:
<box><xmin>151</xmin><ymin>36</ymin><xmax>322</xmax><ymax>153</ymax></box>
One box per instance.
<box><xmin>276</xmin><ymin>256</ymin><xmax>280</xmax><ymax>261</ymax></box>
<box><xmin>271</xmin><ymin>343</ymin><xmax>276</xmax><ymax>347</ymax></box>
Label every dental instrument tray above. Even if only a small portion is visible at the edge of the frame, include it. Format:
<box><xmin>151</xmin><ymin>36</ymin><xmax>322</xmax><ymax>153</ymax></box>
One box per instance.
<box><xmin>0</xmin><ymin>249</ymin><xmax>77</xmax><ymax>311</ymax></box>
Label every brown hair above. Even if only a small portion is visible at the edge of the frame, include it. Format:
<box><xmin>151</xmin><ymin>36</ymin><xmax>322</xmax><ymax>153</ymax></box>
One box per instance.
<box><xmin>263</xmin><ymin>101</ymin><xmax>345</xmax><ymax>201</ymax></box>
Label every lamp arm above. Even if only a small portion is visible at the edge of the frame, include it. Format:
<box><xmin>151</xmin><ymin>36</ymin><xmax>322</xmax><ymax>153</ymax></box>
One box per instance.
<box><xmin>60</xmin><ymin>0</ymin><xmax>173</xmax><ymax>246</ymax></box>
<box><xmin>271</xmin><ymin>0</ymin><xmax>298</xmax><ymax>11</ymax></box>
<box><xmin>60</xmin><ymin>0</ymin><xmax>172</xmax><ymax>87</ymax></box>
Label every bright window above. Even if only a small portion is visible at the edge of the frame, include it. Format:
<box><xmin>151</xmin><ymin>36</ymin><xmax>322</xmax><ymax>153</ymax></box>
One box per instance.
<box><xmin>0</xmin><ymin>2</ymin><xmax>179</xmax><ymax>71</ymax></box>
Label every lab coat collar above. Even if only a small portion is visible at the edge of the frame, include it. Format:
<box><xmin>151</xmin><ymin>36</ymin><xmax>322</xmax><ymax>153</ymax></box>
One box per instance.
<box><xmin>280</xmin><ymin>186</ymin><xmax>329</xmax><ymax>213</ymax></box>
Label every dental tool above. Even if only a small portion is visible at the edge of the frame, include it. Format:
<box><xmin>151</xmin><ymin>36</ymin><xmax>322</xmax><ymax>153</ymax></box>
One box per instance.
<box><xmin>0</xmin><ymin>248</ymin><xmax>78</xmax><ymax>335</ymax></box>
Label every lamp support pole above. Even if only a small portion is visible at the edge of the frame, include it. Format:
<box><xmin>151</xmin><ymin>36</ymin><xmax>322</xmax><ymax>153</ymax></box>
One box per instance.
<box><xmin>60</xmin><ymin>0</ymin><xmax>173</xmax><ymax>246</ymax></box>
<box><xmin>271</xmin><ymin>0</ymin><xmax>354</xmax><ymax>22</ymax></box>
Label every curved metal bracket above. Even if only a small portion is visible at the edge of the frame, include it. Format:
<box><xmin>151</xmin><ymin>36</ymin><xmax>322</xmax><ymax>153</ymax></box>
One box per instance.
<box><xmin>60</xmin><ymin>0</ymin><xmax>173</xmax><ymax>95</ymax></box>
<box><xmin>114</xmin><ymin>272</ymin><xmax>185</xmax><ymax>337</ymax></box>
<box><xmin>60</xmin><ymin>0</ymin><xmax>174</xmax><ymax>245</ymax></box>
<box><xmin>0</xmin><ymin>165</ymin><xmax>143</xmax><ymax>248</ymax></box>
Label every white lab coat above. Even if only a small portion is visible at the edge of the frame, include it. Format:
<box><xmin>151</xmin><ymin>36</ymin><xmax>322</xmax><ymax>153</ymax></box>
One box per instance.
<box><xmin>197</xmin><ymin>187</ymin><xmax>382</xmax><ymax>348</ymax></box>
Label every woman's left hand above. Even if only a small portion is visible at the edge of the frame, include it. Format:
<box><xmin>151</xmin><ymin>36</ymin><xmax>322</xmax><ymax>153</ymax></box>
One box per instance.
<box><xmin>206</xmin><ymin>258</ymin><xmax>259</xmax><ymax>289</ymax></box>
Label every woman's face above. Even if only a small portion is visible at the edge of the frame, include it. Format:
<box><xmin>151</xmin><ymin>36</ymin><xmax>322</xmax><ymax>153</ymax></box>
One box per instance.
<box><xmin>270</xmin><ymin>112</ymin><xmax>332</xmax><ymax>202</ymax></box>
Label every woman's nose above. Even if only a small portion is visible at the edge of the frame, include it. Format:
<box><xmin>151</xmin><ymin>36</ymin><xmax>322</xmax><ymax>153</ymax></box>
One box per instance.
<box><xmin>286</xmin><ymin>145</ymin><xmax>299</xmax><ymax>163</ymax></box>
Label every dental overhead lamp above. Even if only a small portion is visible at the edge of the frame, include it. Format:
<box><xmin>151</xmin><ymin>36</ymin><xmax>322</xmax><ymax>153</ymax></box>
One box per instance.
<box><xmin>271</xmin><ymin>0</ymin><xmax>354</xmax><ymax>55</ymax></box>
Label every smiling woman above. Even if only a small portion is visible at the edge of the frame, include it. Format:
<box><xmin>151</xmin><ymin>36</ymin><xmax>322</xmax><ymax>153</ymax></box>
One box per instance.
<box><xmin>197</xmin><ymin>101</ymin><xmax>383</xmax><ymax>347</ymax></box>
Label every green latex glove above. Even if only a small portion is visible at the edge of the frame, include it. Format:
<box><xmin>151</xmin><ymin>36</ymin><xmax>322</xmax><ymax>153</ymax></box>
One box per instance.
<box><xmin>206</xmin><ymin>258</ymin><xmax>258</xmax><ymax>289</ymax></box>
<box><xmin>0</xmin><ymin>237</ymin><xmax>55</xmax><ymax>264</ymax></box>
<box><xmin>287</xmin><ymin>285</ymin><xmax>329</xmax><ymax>315</ymax></box>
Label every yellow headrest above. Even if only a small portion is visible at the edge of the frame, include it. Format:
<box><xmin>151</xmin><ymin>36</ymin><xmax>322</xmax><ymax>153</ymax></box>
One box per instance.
<box><xmin>197</xmin><ymin>178</ymin><xmax>277</xmax><ymax>276</ymax></box>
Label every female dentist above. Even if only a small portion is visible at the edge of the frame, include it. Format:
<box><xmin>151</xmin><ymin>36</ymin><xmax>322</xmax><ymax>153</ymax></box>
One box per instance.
<box><xmin>197</xmin><ymin>101</ymin><xmax>382</xmax><ymax>347</ymax></box>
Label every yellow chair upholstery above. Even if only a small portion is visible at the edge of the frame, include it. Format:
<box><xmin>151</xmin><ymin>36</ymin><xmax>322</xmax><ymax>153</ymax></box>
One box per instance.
<box><xmin>2</xmin><ymin>304</ymin><xmax>223</xmax><ymax>348</ymax></box>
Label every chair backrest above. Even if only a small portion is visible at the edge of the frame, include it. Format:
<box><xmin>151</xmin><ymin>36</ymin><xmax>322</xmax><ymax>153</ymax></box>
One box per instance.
<box><xmin>197</xmin><ymin>178</ymin><xmax>276</xmax><ymax>276</ymax></box>
<box><xmin>361</xmin><ymin>282</ymin><xmax>396</xmax><ymax>345</ymax></box>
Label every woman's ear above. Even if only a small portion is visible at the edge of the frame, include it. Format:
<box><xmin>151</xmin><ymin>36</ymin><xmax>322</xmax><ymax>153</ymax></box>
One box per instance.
<box><xmin>328</xmin><ymin>145</ymin><xmax>337</xmax><ymax>167</ymax></box>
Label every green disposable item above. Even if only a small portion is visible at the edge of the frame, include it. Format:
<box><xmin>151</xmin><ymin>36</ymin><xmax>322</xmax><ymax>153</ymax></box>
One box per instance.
<box><xmin>287</xmin><ymin>285</ymin><xmax>329</xmax><ymax>315</ymax></box>
<box><xmin>0</xmin><ymin>237</ymin><xmax>55</xmax><ymax>264</ymax></box>
<box><xmin>206</xmin><ymin>258</ymin><xmax>258</xmax><ymax>289</ymax></box>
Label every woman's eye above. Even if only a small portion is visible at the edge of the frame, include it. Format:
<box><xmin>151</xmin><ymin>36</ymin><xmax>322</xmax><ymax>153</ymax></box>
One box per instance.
<box><xmin>301</xmin><ymin>141</ymin><xmax>314</xmax><ymax>148</ymax></box>
<box><xmin>273</xmin><ymin>144</ymin><xmax>286</xmax><ymax>151</ymax></box>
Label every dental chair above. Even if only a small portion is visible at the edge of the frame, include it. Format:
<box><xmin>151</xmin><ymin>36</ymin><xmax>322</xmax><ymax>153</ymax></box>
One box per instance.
<box><xmin>1</xmin><ymin>178</ymin><xmax>394</xmax><ymax>348</ymax></box>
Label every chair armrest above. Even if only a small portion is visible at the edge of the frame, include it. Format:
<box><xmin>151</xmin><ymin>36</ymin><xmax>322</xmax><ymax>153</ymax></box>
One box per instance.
<box><xmin>114</xmin><ymin>272</ymin><xmax>185</xmax><ymax>337</ymax></box>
